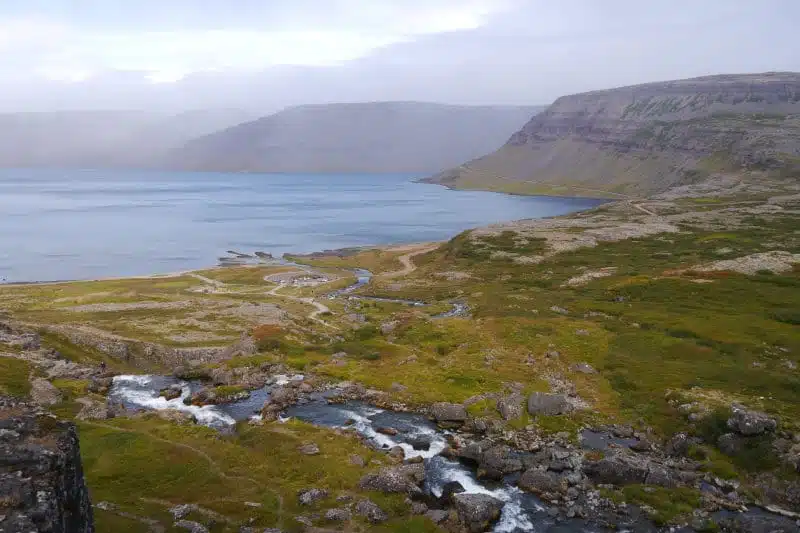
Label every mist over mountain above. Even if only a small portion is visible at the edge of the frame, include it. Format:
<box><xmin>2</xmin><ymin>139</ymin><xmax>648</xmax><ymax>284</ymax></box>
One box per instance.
<box><xmin>165</xmin><ymin>102</ymin><xmax>544</xmax><ymax>174</ymax></box>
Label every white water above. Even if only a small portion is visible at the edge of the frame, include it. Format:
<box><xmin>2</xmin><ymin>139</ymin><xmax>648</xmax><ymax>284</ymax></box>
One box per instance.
<box><xmin>111</xmin><ymin>375</ymin><xmax>236</xmax><ymax>428</ymax></box>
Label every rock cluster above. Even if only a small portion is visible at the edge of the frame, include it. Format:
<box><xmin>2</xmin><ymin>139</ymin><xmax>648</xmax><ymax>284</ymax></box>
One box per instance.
<box><xmin>0</xmin><ymin>397</ymin><xmax>95</xmax><ymax>532</ymax></box>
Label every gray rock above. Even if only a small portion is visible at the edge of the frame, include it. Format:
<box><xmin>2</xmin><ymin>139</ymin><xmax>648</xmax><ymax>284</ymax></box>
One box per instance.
<box><xmin>349</xmin><ymin>454</ymin><xmax>366</xmax><ymax>467</ymax></box>
<box><xmin>170</xmin><ymin>503</ymin><xmax>195</xmax><ymax>520</ymax></box>
<box><xmin>30</xmin><ymin>378</ymin><xmax>62</xmax><ymax>406</ymax></box>
<box><xmin>453</xmin><ymin>493</ymin><xmax>504</xmax><ymax>533</ymax></box>
<box><xmin>431</xmin><ymin>402</ymin><xmax>468</xmax><ymax>423</ymax></box>
<box><xmin>665</xmin><ymin>432</ymin><xmax>694</xmax><ymax>457</ymax></box>
<box><xmin>583</xmin><ymin>453</ymin><xmax>676</xmax><ymax>487</ymax></box>
<box><xmin>550</xmin><ymin>306</ymin><xmax>569</xmax><ymax>315</ymax></box>
<box><xmin>175</xmin><ymin>520</ymin><xmax>209</xmax><ymax>533</ymax></box>
<box><xmin>717</xmin><ymin>433</ymin><xmax>746</xmax><ymax>456</ymax></box>
<box><xmin>571</xmin><ymin>363</ymin><xmax>596</xmax><ymax>374</ymax></box>
<box><xmin>298</xmin><ymin>442</ymin><xmax>320</xmax><ymax>455</ymax></box>
<box><xmin>358</xmin><ymin>463</ymin><xmax>425</xmax><ymax>496</ymax></box>
<box><xmin>324</xmin><ymin>508</ymin><xmax>351</xmax><ymax>521</ymax></box>
<box><xmin>425</xmin><ymin>509</ymin><xmax>450</xmax><ymax>524</ymax></box>
<box><xmin>0</xmin><ymin>398</ymin><xmax>94</xmax><ymax>533</ymax></box>
<box><xmin>527</xmin><ymin>392</ymin><xmax>572</xmax><ymax>416</ymax></box>
<box><xmin>496</xmin><ymin>393</ymin><xmax>524</xmax><ymax>420</ymax></box>
<box><xmin>727</xmin><ymin>404</ymin><xmax>777</xmax><ymax>436</ymax></box>
<box><xmin>478</xmin><ymin>445</ymin><xmax>523</xmax><ymax>479</ymax></box>
<box><xmin>518</xmin><ymin>469</ymin><xmax>564</xmax><ymax>495</ymax></box>
<box><xmin>354</xmin><ymin>499</ymin><xmax>389</xmax><ymax>523</ymax></box>
<box><xmin>298</xmin><ymin>487</ymin><xmax>328</xmax><ymax>505</ymax></box>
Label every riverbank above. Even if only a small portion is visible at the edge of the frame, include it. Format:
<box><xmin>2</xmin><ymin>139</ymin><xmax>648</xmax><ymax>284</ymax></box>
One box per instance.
<box><xmin>1</xmin><ymin>168</ymin><xmax>799</xmax><ymax>532</ymax></box>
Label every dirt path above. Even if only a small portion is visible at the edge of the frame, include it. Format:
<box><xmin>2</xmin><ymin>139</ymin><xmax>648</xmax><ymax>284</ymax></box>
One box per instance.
<box><xmin>266</xmin><ymin>284</ymin><xmax>338</xmax><ymax>330</ymax></box>
<box><xmin>632</xmin><ymin>203</ymin><xmax>658</xmax><ymax>216</ymax></box>
<box><xmin>380</xmin><ymin>244</ymin><xmax>439</xmax><ymax>279</ymax></box>
<box><xmin>187</xmin><ymin>272</ymin><xmax>225</xmax><ymax>288</ymax></box>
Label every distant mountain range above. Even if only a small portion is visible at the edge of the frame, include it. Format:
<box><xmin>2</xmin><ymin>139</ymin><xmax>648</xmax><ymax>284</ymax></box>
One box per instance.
<box><xmin>423</xmin><ymin>72</ymin><xmax>800</xmax><ymax>196</ymax></box>
<box><xmin>0</xmin><ymin>103</ymin><xmax>542</xmax><ymax>175</ymax></box>
<box><xmin>164</xmin><ymin>102</ymin><xmax>542</xmax><ymax>174</ymax></box>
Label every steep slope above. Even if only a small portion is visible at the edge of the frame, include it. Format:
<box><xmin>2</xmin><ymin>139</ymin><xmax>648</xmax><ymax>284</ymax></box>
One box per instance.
<box><xmin>424</xmin><ymin>72</ymin><xmax>800</xmax><ymax>197</ymax></box>
<box><xmin>167</xmin><ymin>102</ymin><xmax>542</xmax><ymax>174</ymax></box>
<box><xmin>0</xmin><ymin>109</ymin><xmax>253</xmax><ymax>169</ymax></box>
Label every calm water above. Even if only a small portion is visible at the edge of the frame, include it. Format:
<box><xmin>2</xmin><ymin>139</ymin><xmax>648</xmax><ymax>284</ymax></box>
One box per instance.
<box><xmin>0</xmin><ymin>169</ymin><xmax>604</xmax><ymax>282</ymax></box>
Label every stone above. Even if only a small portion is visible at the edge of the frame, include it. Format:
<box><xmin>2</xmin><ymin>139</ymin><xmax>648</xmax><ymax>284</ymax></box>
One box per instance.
<box><xmin>452</xmin><ymin>493</ymin><xmax>504</xmax><ymax>533</ymax></box>
<box><xmin>87</xmin><ymin>377</ymin><xmax>113</xmax><ymax>394</ymax></box>
<box><xmin>550</xmin><ymin>306</ymin><xmax>569</xmax><ymax>315</ymax></box>
<box><xmin>571</xmin><ymin>363</ymin><xmax>596</xmax><ymax>374</ymax></box>
<box><xmin>518</xmin><ymin>469</ymin><xmax>565</xmax><ymax>495</ymax></box>
<box><xmin>727</xmin><ymin>404</ymin><xmax>777</xmax><ymax>436</ymax></box>
<box><xmin>30</xmin><ymin>378</ymin><xmax>62</xmax><ymax>406</ymax></box>
<box><xmin>155</xmin><ymin>409</ymin><xmax>197</xmax><ymax>425</ymax></box>
<box><xmin>408</xmin><ymin>436</ymin><xmax>431</xmax><ymax>451</ymax></box>
<box><xmin>665</xmin><ymin>432</ymin><xmax>693</xmax><ymax>457</ymax></box>
<box><xmin>298</xmin><ymin>442</ymin><xmax>320</xmax><ymax>455</ymax></box>
<box><xmin>175</xmin><ymin>520</ymin><xmax>210</xmax><ymax>533</ymax></box>
<box><xmin>324</xmin><ymin>508</ymin><xmax>351</xmax><ymax>521</ymax></box>
<box><xmin>717</xmin><ymin>433</ymin><xmax>746</xmax><ymax>456</ymax></box>
<box><xmin>358</xmin><ymin>463</ymin><xmax>425</xmax><ymax>496</ymax></box>
<box><xmin>478</xmin><ymin>445</ymin><xmax>523</xmax><ymax>479</ymax></box>
<box><xmin>376</xmin><ymin>426</ymin><xmax>399</xmax><ymax>436</ymax></box>
<box><xmin>425</xmin><ymin>509</ymin><xmax>450</xmax><ymax>524</ymax></box>
<box><xmin>431</xmin><ymin>402</ymin><xmax>468</xmax><ymax>423</ymax></box>
<box><xmin>354</xmin><ymin>499</ymin><xmax>389</xmax><ymax>523</ymax></box>
<box><xmin>527</xmin><ymin>392</ymin><xmax>572</xmax><ymax>416</ymax></box>
<box><xmin>298</xmin><ymin>488</ymin><xmax>328</xmax><ymax>506</ymax></box>
<box><xmin>583</xmin><ymin>453</ymin><xmax>676</xmax><ymax>487</ymax></box>
<box><xmin>388</xmin><ymin>446</ymin><xmax>405</xmax><ymax>461</ymax></box>
<box><xmin>0</xmin><ymin>398</ymin><xmax>94</xmax><ymax>532</ymax></box>
<box><xmin>349</xmin><ymin>454</ymin><xmax>366</xmax><ymax>467</ymax></box>
<box><xmin>496</xmin><ymin>394</ymin><xmax>524</xmax><ymax>421</ymax></box>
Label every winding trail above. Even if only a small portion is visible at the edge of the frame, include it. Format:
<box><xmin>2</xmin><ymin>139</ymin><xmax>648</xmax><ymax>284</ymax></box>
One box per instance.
<box><xmin>380</xmin><ymin>244</ymin><xmax>439</xmax><ymax>279</ymax></box>
<box><xmin>632</xmin><ymin>203</ymin><xmax>658</xmax><ymax>216</ymax></box>
<box><xmin>266</xmin><ymin>284</ymin><xmax>338</xmax><ymax>330</ymax></box>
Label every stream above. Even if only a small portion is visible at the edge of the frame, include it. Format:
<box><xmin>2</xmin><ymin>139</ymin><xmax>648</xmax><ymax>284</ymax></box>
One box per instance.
<box><xmin>109</xmin><ymin>375</ymin><xmax>604</xmax><ymax>532</ymax></box>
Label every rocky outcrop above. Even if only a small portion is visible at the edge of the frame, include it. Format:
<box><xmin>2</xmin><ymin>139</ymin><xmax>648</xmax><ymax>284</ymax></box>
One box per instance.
<box><xmin>0</xmin><ymin>397</ymin><xmax>94</xmax><ymax>532</ymax></box>
<box><xmin>430</xmin><ymin>402</ymin><xmax>468</xmax><ymax>425</ymax></box>
<box><xmin>425</xmin><ymin>72</ymin><xmax>800</xmax><ymax>196</ymax></box>
<box><xmin>358</xmin><ymin>463</ymin><xmax>425</xmax><ymax>496</ymax></box>
<box><xmin>452</xmin><ymin>493</ymin><xmax>504</xmax><ymax>533</ymax></box>
<box><xmin>527</xmin><ymin>392</ymin><xmax>571</xmax><ymax>416</ymax></box>
<box><xmin>727</xmin><ymin>404</ymin><xmax>778</xmax><ymax>436</ymax></box>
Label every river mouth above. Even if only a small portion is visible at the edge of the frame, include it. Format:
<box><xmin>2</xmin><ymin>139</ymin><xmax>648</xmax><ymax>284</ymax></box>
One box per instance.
<box><xmin>109</xmin><ymin>375</ymin><xmax>598</xmax><ymax>533</ymax></box>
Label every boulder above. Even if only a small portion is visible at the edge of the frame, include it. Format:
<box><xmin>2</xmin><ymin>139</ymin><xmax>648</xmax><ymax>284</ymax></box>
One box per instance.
<box><xmin>496</xmin><ymin>394</ymin><xmax>524</xmax><ymax>421</ymax></box>
<box><xmin>354</xmin><ymin>499</ymin><xmax>389</xmax><ymax>523</ymax></box>
<box><xmin>478</xmin><ymin>445</ymin><xmax>523</xmax><ymax>479</ymax></box>
<box><xmin>452</xmin><ymin>493</ymin><xmax>504</xmax><ymax>533</ymax></box>
<box><xmin>527</xmin><ymin>392</ymin><xmax>571</xmax><ymax>416</ymax></box>
<box><xmin>425</xmin><ymin>509</ymin><xmax>450</xmax><ymax>524</ymax></box>
<box><xmin>30</xmin><ymin>378</ymin><xmax>62</xmax><ymax>406</ymax></box>
<box><xmin>324</xmin><ymin>508</ymin><xmax>351</xmax><ymax>522</ymax></box>
<box><xmin>431</xmin><ymin>402</ymin><xmax>468</xmax><ymax>424</ymax></box>
<box><xmin>727</xmin><ymin>404</ymin><xmax>777</xmax><ymax>436</ymax></box>
<box><xmin>583</xmin><ymin>453</ymin><xmax>678</xmax><ymax>488</ymax></box>
<box><xmin>174</xmin><ymin>520</ymin><xmax>209</xmax><ymax>533</ymax></box>
<box><xmin>717</xmin><ymin>433</ymin><xmax>746</xmax><ymax>456</ymax></box>
<box><xmin>298</xmin><ymin>488</ymin><xmax>328</xmax><ymax>506</ymax></box>
<box><xmin>408</xmin><ymin>436</ymin><xmax>431</xmax><ymax>451</ymax></box>
<box><xmin>358</xmin><ymin>463</ymin><xmax>425</xmax><ymax>496</ymax></box>
<box><xmin>87</xmin><ymin>377</ymin><xmax>113</xmax><ymax>394</ymax></box>
<box><xmin>571</xmin><ymin>363</ymin><xmax>597</xmax><ymax>374</ymax></box>
<box><xmin>518</xmin><ymin>469</ymin><xmax>565</xmax><ymax>495</ymax></box>
<box><xmin>298</xmin><ymin>442</ymin><xmax>320</xmax><ymax>455</ymax></box>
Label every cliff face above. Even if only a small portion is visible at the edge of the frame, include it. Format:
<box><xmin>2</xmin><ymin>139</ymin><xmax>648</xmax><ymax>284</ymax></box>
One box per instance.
<box><xmin>0</xmin><ymin>398</ymin><xmax>94</xmax><ymax>533</ymax></box>
<box><xmin>166</xmin><ymin>102</ymin><xmax>542</xmax><ymax>174</ymax></box>
<box><xmin>425</xmin><ymin>73</ymin><xmax>800</xmax><ymax>196</ymax></box>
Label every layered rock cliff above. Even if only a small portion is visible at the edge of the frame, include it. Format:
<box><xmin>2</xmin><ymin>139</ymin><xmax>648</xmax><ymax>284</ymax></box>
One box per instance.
<box><xmin>424</xmin><ymin>72</ymin><xmax>800</xmax><ymax>196</ymax></box>
<box><xmin>0</xmin><ymin>397</ymin><xmax>94</xmax><ymax>533</ymax></box>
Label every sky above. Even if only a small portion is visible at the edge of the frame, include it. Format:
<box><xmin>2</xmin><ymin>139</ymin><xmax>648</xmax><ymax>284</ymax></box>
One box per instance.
<box><xmin>0</xmin><ymin>0</ymin><xmax>798</xmax><ymax>113</ymax></box>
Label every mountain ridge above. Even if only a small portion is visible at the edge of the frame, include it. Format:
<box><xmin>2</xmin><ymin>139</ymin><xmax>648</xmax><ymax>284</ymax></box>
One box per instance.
<box><xmin>423</xmin><ymin>72</ymin><xmax>800</xmax><ymax>197</ymax></box>
<box><xmin>165</xmin><ymin>101</ymin><xmax>543</xmax><ymax>174</ymax></box>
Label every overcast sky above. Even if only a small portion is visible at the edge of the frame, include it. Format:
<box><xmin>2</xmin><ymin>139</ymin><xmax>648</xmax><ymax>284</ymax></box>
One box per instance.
<box><xmin>1</xmin><ymin>0</ymin><xmax>798</xmax><ymax>113</ymax></box>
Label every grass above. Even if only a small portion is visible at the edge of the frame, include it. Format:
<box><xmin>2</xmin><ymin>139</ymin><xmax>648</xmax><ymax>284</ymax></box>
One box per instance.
<box><xmin>0</xmin><ymin>356</ymin><xmax>31</xmax><ymax>397</ymax></box>
<box><xmin>77</xmin><ymin>415</ymin><xmax>414</xmax><ymax>532</ymax></box>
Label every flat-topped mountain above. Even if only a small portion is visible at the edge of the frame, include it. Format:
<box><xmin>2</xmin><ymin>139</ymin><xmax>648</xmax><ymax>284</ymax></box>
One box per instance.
<box><xmin>166</xmin><ymin>102</ymin><xmax>542</xmax><ymax>174</ymax></box>
<box><xmin>424</xmin><ymin>72</ymin><xmax>800</xmax><ymax>196</ymax></box>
